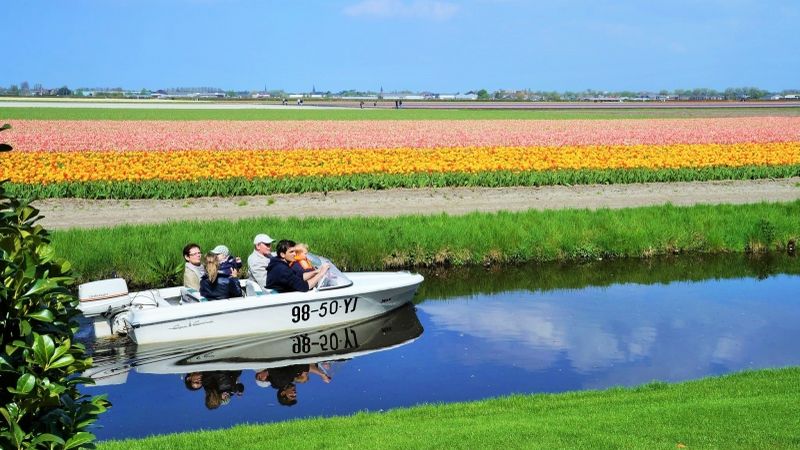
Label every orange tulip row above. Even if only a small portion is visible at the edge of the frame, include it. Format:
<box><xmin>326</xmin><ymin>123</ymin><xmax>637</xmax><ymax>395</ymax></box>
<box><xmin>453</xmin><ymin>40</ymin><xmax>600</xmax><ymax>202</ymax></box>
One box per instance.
<box><xmin>2</xmin><ymin>142</ymin><xmax>799</xmax><ymax>184</ymax></box>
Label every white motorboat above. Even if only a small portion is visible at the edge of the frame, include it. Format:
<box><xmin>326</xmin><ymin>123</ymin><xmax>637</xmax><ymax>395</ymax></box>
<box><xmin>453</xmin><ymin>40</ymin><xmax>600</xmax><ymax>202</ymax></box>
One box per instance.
<box><xmin>78</xmin><ymin>259</ymin><xmax>424</xmax><ymax>345</ymax></box>
<box><xmin>84</xmin><ymin>302</ymin><xmax>423</xmax><ymax>386</ymax></box>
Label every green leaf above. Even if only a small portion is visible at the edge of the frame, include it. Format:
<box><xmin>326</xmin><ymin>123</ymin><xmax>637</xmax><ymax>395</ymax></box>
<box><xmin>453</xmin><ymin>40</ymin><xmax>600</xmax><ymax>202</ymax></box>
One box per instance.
<box><xmin>48</xmin><ymin>354</ymin><xmax>75</xmax><ymax>370</ymax></box>
<box><xmin>64</xmin><ymin>431</ymin><xmax>95</xmax><ymax>449</ymax></box>
<box><xmin>30</xmin><ymin>433</ymin><xmax>66</xmax><ymax>446</ymax></box>
<box><xmin>16</xmin><ymin>373</ymin><xmax>36</xmax><ymax>394</ymax></box>
<box><xmin>0</xmin><ymin>407</ymin><xmax>14</xmax><ymax>425</ymax></box>
<box><xmin>33</xmin><ymin>333</ymin><xmax>56</xmax><ymax>366</ymax></box>
<box><xmin>22</xmin><ymin>277</ymin><xmax>59</xmax><ymax>298</ymax></box>
<box><xmin>27</xmin><ymin>309</ymin><xmax>55</xmax><ymax>322</ymax></box>
<box><xmin>0</xmin><ymin>407</ymin><xmax>23</xmax><ymax>447</ymax></box>
<box><xmin>19</xmin><ymin>319</ymin><xmax>32</xmax><ymax>336</ymax></box>
<box><xmin>0</xmin><ymin>123</ymin><xmax>10</xmax><ymax>131</ymax></box>
<box><xmin>60</xmin><ymin>259</ymin><xmax>73</xmax><ymax>272</ymax></box>
<box><xmin>52</xmin><ymin>339</ymin><xmax>71</xmax><ymax>362</ymax></box>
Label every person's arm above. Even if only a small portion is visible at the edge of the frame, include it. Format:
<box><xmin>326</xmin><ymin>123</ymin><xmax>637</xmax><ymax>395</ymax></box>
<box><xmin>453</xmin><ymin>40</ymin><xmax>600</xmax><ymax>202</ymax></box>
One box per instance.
<box><xmin>199</xmin><ymin>277</ymin><xmax>212</xmax><ymax>298</ymax></box>
<box><xmin>184</xmin><ymin>270</ymin><xmax>200</xmax><ymax>290</ymax></box>
<box><xmin>229</xmin><ymin>268</ymin><xmax>243</xmax><ymax>298</ymax></box>
<box><xmin>247</xmin><ymin>254</ymin><xmax>268</xmax><ymax>287</ymax></box>
<box><xmin>302</xmin><ymin>269</ymin><xmax>319</xmax><ymax>281</ymax></box>
<box><xmin>229</xmin><ymin>278</ymin><xmax>242</xmax><ymax>298</ymax></box>
<box><xmin>308</xmin><ymin>363</ymin><xmax>331</xmax><ymax>383</ymax></box>
<box><xmin>304</xmin><ymin>263</ymin><xmax>331</xmax><ymax>290</ymax></box>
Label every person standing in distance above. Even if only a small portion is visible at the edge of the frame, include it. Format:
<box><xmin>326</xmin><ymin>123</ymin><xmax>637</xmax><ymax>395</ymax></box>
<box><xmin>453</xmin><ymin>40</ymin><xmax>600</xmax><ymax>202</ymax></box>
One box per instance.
<box><xmin>247</xmin><ymin>234</ymin><xmax>275</xmax><ymax>288</ymax></box>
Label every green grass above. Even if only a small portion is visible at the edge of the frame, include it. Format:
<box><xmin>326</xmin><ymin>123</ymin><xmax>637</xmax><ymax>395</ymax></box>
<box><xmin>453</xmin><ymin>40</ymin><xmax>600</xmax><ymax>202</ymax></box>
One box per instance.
<box><xmin>49</xmin><ymin>201</ymin><xmax>800</xmax><ymax>287</ymax></box>
<box><xmin>9</xmin><ymin>165</ymin><xmax>800</xmax><ymax>200</ymax></box>
<box><xmin>3</xmin><ymin>106</ymin><xmax>800</xmax><ymax>121</ymax></box>
<box><xmin>97</xmin><ymin>367</ymin><xmax>800</xmax><ymax>449</ymax></box>
<box><xmin>417</xmin><ymin>252</ymin><xmax>800</xmax><ymax>300</ymax></box>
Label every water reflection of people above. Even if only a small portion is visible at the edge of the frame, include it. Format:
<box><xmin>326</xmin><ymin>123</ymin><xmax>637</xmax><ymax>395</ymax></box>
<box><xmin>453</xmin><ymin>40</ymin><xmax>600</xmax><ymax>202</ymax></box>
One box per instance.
<box><xmin>184</xmin><ymin>370</ymin><xmax>244</xmax><ymax>410</ymax></box>
<box><xmin>254</xmin><ymin>363</ymin><xmax>331</xmax><ymax>407</ymax></box>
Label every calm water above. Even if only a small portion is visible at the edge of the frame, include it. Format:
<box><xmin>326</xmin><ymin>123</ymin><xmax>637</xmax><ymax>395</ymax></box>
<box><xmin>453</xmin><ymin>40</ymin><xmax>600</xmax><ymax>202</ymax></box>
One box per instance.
<box><xmin>84</xmin><ymin>255</ymin><xmax>800</xmax><ymax>440</ymax></box>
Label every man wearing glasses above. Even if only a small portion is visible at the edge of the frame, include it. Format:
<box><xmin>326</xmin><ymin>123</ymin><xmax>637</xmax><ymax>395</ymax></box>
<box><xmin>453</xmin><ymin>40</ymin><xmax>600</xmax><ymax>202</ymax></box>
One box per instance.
<box><xmin>248</xmin><ymin>233</ymin><xmax>275</xmax><ymax>288</ymax></box>
<box><xmin>183</xmin><ymin>243</ymin><xmax>205</xmax><ymax>290</ymax></box>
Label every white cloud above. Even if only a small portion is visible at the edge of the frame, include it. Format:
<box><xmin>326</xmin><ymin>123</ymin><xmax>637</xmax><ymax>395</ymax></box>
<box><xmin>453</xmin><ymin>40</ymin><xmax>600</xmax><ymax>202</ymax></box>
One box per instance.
<box><xmin>343</xmin><ymin>0</ymin><xmax>460</xmax><ymax>20</ymax></box>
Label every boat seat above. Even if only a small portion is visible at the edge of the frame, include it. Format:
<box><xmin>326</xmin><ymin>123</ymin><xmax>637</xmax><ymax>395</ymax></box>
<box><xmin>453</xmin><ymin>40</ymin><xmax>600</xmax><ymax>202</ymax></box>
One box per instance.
<box><xmin>150</xmin><ymin>289</ymin><xmax>172</xmax><ymax>308</ymax></box>
<box><xmin>130</xmin><ymin>289</ymin><xmax>172</xmax><ymax>308</ymax></box>
<box><xmin>244</xmin><ymin>280</ymin><xmax>274</xmax><ymax>297</ymax></box>
<box><xmin>180</xmin><ymin>287</ymin><xmax>207</xmax><ymax>304</ymax></box>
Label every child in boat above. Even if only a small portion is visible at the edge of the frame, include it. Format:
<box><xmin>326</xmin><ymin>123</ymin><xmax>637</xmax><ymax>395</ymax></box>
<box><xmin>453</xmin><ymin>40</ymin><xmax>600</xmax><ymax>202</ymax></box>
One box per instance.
<box><xmin>290</xmin><ymin>243</ymin><xmax>316</xmax><ymax>278</ymax></box>
<box><xmin>201</xmin><ymin>252</ymin><xmax>242</xmax><ymax>300</ymax></box>
<box><xmin>211</xmin><ymin>244</ymin><xmax>242</xmax><ymax>276</ymax></box>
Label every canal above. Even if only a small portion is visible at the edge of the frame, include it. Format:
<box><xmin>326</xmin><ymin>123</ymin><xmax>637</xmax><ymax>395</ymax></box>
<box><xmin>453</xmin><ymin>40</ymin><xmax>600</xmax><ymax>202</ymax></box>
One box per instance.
<box><xmin>84</xmin><ymin>254</ymin><xmax>800</xmax><ymax>440</ymax></box>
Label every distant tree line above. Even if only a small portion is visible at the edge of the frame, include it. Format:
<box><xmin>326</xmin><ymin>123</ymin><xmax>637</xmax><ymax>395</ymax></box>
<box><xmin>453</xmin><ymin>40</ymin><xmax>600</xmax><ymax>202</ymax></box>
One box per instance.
<box><xmin>475</xmin><ymin>87</ymin><xmax>798</xmax><ymax>101</ymax></box>
<box><xmin>1</xmin><ymin>81</ymin><xmax>798</xmax><ymax>101</ymax></box>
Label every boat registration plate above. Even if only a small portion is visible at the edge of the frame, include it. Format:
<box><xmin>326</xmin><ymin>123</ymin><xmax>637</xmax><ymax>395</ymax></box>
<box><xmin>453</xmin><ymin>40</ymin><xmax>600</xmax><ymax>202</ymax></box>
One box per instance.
<box><xmin>291</xmin><ymin>297</ymin><xmax>358</xmax><ymax>323</ymax></box>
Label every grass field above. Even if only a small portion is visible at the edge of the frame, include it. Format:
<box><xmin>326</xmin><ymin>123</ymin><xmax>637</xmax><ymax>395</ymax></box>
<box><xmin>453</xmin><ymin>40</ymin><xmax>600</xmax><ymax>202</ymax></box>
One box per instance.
<box><xmin>96</xmin><ymin>367</ymin><xmax>800</xmax><ymax>450</ymax></box>
<box><xmin>3</xmin><ymin>106</ymin><xmax>800</xmax><ymax>121</ymax></box>
<box><xmin>50</xmin><ymin>201</ymin><xmax>800</xmax><ymax>287</ymax></box>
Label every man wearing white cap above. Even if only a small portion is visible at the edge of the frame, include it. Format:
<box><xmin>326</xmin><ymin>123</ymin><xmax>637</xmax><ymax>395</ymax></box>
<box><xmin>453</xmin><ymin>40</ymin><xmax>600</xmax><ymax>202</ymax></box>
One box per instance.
<box><xmin>247</xmin><ymin>233</ymin><xmax>275</xmax><ymax>288</ymax></box>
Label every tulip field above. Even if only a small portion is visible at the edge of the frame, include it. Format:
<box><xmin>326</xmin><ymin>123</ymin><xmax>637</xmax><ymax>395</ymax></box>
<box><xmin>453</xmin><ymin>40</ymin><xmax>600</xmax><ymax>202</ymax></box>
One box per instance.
<box><xmin>2</xmin><ymin>113</ymin><xmax>800</xmax><ymax>199</ymax></box>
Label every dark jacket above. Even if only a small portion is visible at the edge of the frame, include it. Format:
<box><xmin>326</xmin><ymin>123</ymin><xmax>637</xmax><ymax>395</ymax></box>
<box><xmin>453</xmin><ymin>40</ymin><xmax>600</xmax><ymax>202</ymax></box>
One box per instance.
<box><xmin>268</xmin><ymin>365</ymin><xmax>308</xmax><ymax>390</ymax></box>
<box><xmin>265</xmin><ymin>257</ymin><xmax>309</xmax><ymax>293</ymax></box>
<box><xmin>200</xmin><ymin>272</ymin><xmax>242</xmax><ymax>300</ymax></box>
<box><xmin>202</xmin><ymin>370</ymin><xmax>243</xmax><ymax>394</ymax></box>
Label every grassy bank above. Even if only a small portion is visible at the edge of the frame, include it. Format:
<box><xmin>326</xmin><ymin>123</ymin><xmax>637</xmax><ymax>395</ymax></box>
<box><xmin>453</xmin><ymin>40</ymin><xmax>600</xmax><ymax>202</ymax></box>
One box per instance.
<box><xmin>50</xmin><ymin>201</ymin><xmax>800</xmax><ymax>287</ymax></box>
<box><xmin>418</xmin><ymin>252</ymin><xmax>800</xmax><ymax>300</ymax></box>
<box><xmin>3</xmin><ymin>106</ymin><xmax>800</xmax><ymax>121</ymax></box>
<box><xmin>97</xmin><ymin>367</ymin><xmax>800</xmax><ymax>449</ymax></box>
<box><xmin>10</xmin><ymin>165</ymin><xmax>800</xmax><ymax>200</ymax></box>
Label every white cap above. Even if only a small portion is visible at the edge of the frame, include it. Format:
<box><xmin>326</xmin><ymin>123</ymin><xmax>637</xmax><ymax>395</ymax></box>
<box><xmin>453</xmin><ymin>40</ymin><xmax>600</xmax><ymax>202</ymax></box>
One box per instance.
<box><xmin>255</xmin><ymin>379</ymin><xmax>271</xmax><ymax>388</ymax></box>
<box><xmin>210</xmin><ymin>245</ymin><xmax>230</xmax><ymax>257</ymax></box>
<box><xmin>253</xmin><ymin>234</ymin><xmax>275</xmax><ymax>245</ymax></box>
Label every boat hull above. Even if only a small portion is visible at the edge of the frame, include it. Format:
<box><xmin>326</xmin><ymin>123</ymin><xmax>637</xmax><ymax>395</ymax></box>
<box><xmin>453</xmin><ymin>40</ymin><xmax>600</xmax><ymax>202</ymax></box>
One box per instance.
<box><xmin>127</xmin><ymin>272</ymin><xmax>423</xmax><ymax>344</ymax></box>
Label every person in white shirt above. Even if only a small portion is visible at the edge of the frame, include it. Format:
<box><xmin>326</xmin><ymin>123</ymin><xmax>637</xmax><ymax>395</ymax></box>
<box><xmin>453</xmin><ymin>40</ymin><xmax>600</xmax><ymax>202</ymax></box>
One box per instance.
<box><xmin>247</xmin><ymin>233</ymin><xmax>275</xmax><ymax>288</ymax></box>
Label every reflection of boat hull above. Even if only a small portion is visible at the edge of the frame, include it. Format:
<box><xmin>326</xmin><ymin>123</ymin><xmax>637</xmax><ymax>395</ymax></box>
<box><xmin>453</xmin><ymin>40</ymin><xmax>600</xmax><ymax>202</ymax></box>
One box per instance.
<box><xmin>85</xmin><ymin>303</ymin><xmax>423</xmax><ymax>385</ymax></box>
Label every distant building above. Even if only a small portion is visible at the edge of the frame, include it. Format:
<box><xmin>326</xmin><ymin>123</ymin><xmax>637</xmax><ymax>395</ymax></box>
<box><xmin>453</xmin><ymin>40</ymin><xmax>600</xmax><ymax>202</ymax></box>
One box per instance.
<box><xmin>189</xmin><ymin>92</ymin><xmax>225</xmax><ymax>99</ymax></box>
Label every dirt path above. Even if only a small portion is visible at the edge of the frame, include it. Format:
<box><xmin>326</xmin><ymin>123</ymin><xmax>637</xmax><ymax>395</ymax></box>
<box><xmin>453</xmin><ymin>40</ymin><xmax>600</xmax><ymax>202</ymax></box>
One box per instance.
<box><xmin>33</xmin><ymin>178</ymin><xmax>800</xmax><ymax>230</ymax></box>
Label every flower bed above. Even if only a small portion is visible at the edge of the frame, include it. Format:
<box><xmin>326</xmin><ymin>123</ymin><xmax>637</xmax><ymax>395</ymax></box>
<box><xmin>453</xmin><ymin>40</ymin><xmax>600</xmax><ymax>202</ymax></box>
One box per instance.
<box><xmin>2</xmin><ymin>117</ymin><xmax>799</xmax><ymax>198</ymax></box>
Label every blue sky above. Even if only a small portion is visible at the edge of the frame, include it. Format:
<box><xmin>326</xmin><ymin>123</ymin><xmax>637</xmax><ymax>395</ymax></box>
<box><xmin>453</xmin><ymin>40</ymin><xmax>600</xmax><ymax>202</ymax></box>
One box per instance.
<box><xmin>5</xmin><ymin>0</ymin><xmax>799</xmax><ymax>92</ymax></box>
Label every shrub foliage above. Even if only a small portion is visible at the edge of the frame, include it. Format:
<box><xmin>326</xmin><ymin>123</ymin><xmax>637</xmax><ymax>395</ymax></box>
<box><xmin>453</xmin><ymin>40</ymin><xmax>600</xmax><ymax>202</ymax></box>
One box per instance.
<box><xmin>1</xmin><ymin>125</ymin><xmax>108</xmax><ymax>449</ymax></box>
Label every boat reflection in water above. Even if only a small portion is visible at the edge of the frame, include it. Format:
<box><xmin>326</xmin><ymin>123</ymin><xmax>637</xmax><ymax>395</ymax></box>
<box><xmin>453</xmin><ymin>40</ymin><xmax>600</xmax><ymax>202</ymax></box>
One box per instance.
<box><xmin>85</xmin><ymin>303</ymin><xmax>423</xmax><ymax>408</ymax></box>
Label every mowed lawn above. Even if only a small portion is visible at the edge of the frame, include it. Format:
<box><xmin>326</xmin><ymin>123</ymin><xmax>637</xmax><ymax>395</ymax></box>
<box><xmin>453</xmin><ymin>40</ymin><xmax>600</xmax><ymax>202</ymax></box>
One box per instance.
<box><xmin>97</xmin><ymin>367</ymin><xmax>800</xmax><ymax>450</ymax></box>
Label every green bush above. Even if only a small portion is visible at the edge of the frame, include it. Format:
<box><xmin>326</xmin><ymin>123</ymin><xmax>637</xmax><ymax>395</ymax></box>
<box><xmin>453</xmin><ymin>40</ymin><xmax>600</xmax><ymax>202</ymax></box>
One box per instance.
<box><xmin>1</xmin><ymin>152</ymin><xmax>109</xmax><ymax>448</ymax></box>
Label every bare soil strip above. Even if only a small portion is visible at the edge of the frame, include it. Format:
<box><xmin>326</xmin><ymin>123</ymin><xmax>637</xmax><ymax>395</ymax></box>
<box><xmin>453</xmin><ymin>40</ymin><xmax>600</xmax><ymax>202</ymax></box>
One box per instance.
<box><xmin>33</xmin><ymin>178</ymin><xmax>800</xmax><ymax>230</ymax></box>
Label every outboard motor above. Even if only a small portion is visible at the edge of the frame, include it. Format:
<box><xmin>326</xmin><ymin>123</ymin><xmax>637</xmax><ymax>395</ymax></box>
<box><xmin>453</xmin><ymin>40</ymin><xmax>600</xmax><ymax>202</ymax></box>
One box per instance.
<box><xmin>79</xmin><ymin>278</ymin><xmax>134</xmax><ymax>338</ymax></box>
<box><xmin>78</xmin><ymin>278</ymin><xmax>131</xmax><ymax>317</ymax></box>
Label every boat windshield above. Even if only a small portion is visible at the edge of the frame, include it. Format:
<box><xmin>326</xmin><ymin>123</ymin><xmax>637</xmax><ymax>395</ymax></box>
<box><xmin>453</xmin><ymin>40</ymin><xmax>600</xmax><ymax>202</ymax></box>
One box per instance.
<box><xmin>308</xmin><ymin>254</ymin><xmax>353</xmax><ymax>291</ymax></box>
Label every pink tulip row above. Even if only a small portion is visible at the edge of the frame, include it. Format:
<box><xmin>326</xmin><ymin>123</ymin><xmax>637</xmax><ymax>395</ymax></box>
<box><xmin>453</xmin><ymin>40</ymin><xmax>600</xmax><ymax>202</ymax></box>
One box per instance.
<box><xmin>5</xmin><ymin>117</ymin><xmax>800</xmax><ymax>152</ymax></box>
